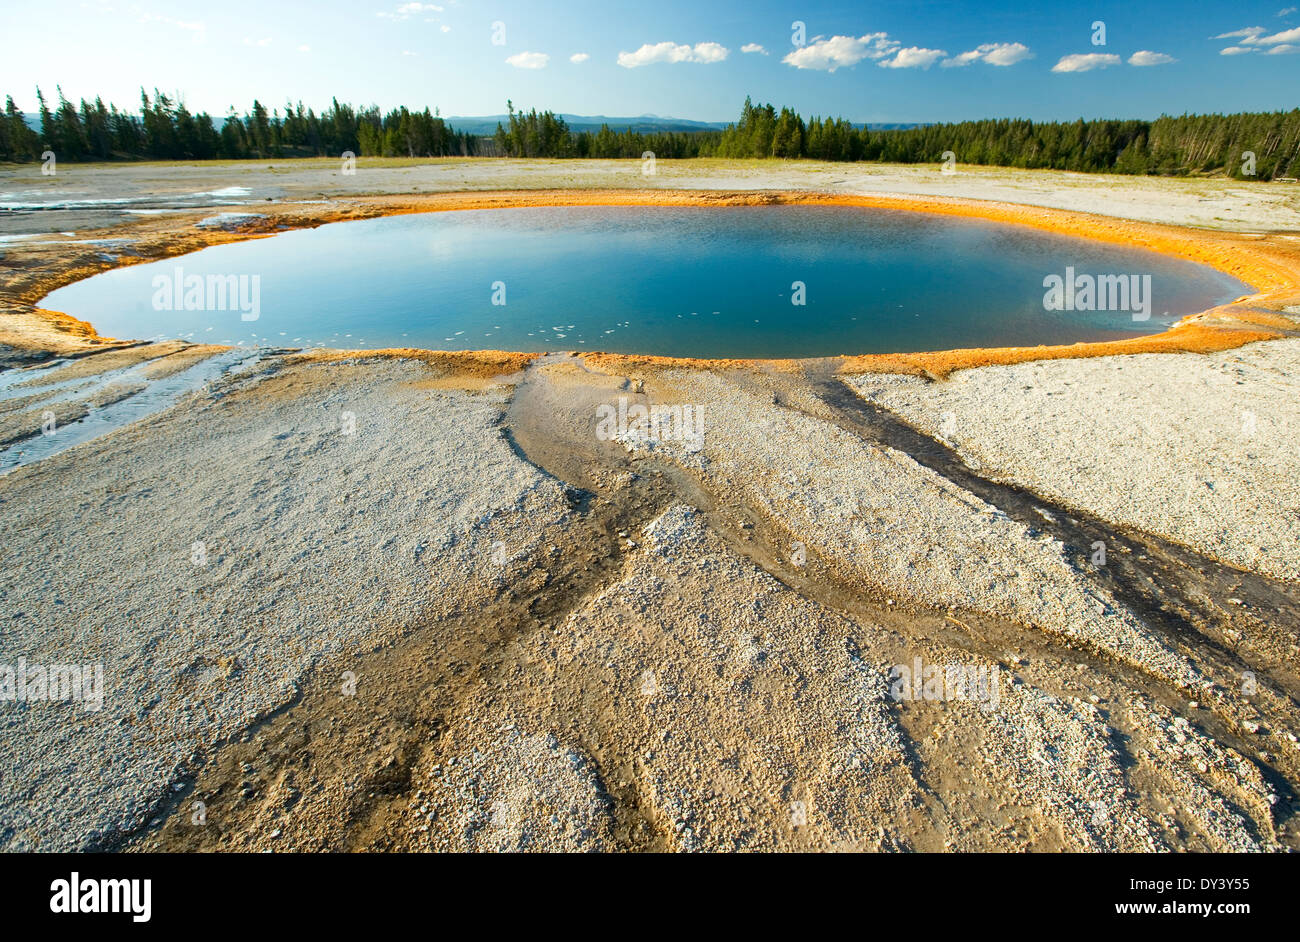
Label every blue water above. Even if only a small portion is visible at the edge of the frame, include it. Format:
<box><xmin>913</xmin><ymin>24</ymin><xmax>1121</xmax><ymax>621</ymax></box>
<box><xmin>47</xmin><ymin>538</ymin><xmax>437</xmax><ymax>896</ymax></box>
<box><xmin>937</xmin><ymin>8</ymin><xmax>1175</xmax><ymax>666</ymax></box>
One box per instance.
<box><xmin>41</xmin><ymin>206</ymin><xmax>1248</xmax><ymax>359</ymax></box>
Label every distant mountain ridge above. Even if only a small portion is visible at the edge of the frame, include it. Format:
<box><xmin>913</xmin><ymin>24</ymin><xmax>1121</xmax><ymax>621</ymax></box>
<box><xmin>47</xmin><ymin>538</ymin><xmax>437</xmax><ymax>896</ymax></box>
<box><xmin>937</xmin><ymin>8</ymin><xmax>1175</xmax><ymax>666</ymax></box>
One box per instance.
<box><xmin>446</xmin><ymin>114</ymin><xmax>728</xmax><ymax>135</ymax></box>
<box><xmin>449</xmin><ymin>114</ymin><xmax>927</xmax><ymax>135</ymax></box>
<box><xmin>20</xmin><ymin>112</ymin><xmax>923</xmax><ymax>136</ymax></box>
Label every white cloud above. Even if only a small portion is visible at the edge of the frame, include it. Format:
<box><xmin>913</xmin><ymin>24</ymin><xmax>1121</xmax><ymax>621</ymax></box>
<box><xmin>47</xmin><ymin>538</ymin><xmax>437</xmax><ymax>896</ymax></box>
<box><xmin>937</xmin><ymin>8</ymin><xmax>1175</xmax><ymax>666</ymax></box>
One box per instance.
<box><xmin>941</xmin><ymin>41</ymin><xmax>1032</xmax><ymax>67</ymax></box>
<box><xmin>378</xmin><ymin>2</ymin><xmax>443</xmax><ymax>20</ymax></box>
<box><xmin>782</xmin><ymin>33</ymin><xmax>899</xmax><ymax>71</ymax></box>
<box><xmin>1268</xmin><ymin>42</ymin><xmax>1300</xmax><ymax>52</ymax></box>
<box><xmin>978</xmin><ymin>41</ymin><xmax>1033</xmax><ymax>66</ymax></box>
<box><xmin>1128</xmin><ymin>50</ymin><xmax>1176</xmax><ymax>66</ymax></box>
<box><xmin>441</xmin><ymin>25</ymin><xmax>450</xmax><ymax>33</ymax></box>
<box><xmin>1279</xmin><ymin>7</ymin><xmax>1297</xmax><ymax>16</ymax></box>
<box><xmin>1214</xmin><ymin>26</ymin><xmax>1266</xmax><ymax>40</ymax></box>
<box><xmin>880</xmin><ymin>46</ymin><xmax>947</xmax><ymax>69</ymax></box>
<box><xmin>617</xmin><ymin>41</ymin><xmax>729</xmax><ymax>68</ymax></box>
<box><xmin>1214</xmin><ymin>24</ymin><xmax>1300</xmax><ymax>53</ymax></box>
<box><xmin>569</xmin><ymin>52</ymin><xmax>590</xmax><ymax>63</ymax></box>
<box><xmin>1051</xmin><ymin>52</ymin><xmax>1121</xmax><ymax>72</ymax></box>
<box><xmin>506</xmin><ymin>51</ymin><xmax>550</xmax><ymax>69</ymax></box>
<box><xmin>741</xmin><ymin>43</ymin><xmax>768</xmax><ymax>55</ymax></box>
<box><xmin>683</xmin><ymin>41</ymin><xmax>728</xmax><ymax>62</ymax></box>
<box><xmin>297</xmin><ymin>44</ymin><xmax>311</xmax><ymax>53</ymax></box>
<box><xmin>242</xmin><ymin>37</ymin><xmax>272</xmax><ymax>47</ymax></box>
<box><xmin>402</xmin><ymin>50</ymin><xmax>417</xmax><ymax>57</ymax></box>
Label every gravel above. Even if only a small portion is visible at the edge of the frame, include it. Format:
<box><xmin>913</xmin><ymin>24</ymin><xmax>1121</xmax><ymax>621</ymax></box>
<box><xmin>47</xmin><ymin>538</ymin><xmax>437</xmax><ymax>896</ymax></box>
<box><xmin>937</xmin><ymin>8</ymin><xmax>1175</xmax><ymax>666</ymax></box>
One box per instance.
<box><xmin>419</xmin><ymin>730</ymin><xmax>616</xmax><ymax>852</ymax></box>
<box><xmin>846</xmin><ymin>338</ymin><xmax>1300</xmax><ymax>582</ymax></box>
<box><xmin>407</xmin><ymin>503</ymin><xmax>1273</xmax><ymax>851</ymax></box>
<box><xmin>642</xmin><ymin>369</ymin><xmax>1201</xmax><ymax>691</ymax></box>
<box><xmin>0</xmin><ymin>356</ymin><xmax>573</xmax><ymax>850</ymax></box>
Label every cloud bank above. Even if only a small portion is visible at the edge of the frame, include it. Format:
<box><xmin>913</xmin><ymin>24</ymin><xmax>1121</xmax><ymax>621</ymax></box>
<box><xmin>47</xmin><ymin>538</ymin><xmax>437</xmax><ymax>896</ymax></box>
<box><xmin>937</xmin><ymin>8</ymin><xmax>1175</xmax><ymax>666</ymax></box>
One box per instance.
<box><xmin>1128</xmin><ymin>50</ymin><xmax>1177</xmax><ymax>66</ymax></box>
<box><xmin>1051</xmin><ymin>53</ymin><xmax>1122</xmax><ymax>72</ymax></box>
<box><xmin>782</xmin><ymin>33</ymin><xmax>899</xmax><ymax>71</ymax></box>
<box><xmin>617</xmin><ymin>41</ymin><xmax>729</xmax><ymax>68</ymax></box>
<box><xmin>506</xmin><ymin>51</ymin><xmax>549</xmax><ymax>69</ymax></box>
<box><xmin>942</xmin><ymin>42</ymin><xmax>1033</xmax><ymax>67</ymax></box>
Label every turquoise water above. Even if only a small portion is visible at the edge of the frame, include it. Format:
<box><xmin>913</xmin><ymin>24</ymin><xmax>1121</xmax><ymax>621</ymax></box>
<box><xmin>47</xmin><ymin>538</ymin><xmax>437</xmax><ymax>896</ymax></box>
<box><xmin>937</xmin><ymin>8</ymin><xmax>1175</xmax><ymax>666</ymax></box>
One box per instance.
<box><xmin>42</xmin><ymin>206</ymin><xmax>1248</xmax><ymax>358</ymax></box>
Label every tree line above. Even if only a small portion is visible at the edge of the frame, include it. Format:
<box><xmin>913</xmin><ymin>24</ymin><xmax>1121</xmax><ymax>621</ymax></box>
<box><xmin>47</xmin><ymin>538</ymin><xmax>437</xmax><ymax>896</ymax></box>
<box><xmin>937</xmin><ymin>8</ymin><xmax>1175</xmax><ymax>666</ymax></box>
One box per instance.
<box><xmin>0</xmin><ymin>87</ymin><xmax>476</xmax><ymax>162</ymax></box>
<box><xmin>3</xmin><ymin>88</ymin><xmax>1297</xmax><ymax>180</ymax></box>
<box><xmin>494</xmin><ymin>96</ymin><xmax>1299</xmax><ymax>179</ymax></box>
<box><xmin>712</xmin><ymin>97</ymin><xmax>1299</xmax><ymax>179</ymax></box>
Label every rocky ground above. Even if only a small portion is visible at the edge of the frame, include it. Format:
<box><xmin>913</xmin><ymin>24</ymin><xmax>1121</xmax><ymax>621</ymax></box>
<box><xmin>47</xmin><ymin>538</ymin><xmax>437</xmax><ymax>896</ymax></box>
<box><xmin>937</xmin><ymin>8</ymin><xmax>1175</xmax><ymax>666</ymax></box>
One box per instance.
<box><xmin>0</xmin><ymin>344</ymin><xmax>1295</xmax><ymax>853</ymax></box>
<box><xmin>0</xmin><ymin>161</ymin><xmax>1298</xmax><ymax>852</ymax></box>
<box><xmin>3</xmin><ymin>157</ymin><xmax>1298</xmax><ymax>236</ymax></box>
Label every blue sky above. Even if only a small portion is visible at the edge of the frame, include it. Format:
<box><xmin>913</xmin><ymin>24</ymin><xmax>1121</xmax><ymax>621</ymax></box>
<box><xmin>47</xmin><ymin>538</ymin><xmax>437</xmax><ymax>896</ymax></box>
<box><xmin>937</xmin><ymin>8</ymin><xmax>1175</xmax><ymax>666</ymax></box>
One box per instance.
<box><xmin>4</xmin><ymin>0</ymin><xmax>1298</xmax><ymax>122</ymax></box>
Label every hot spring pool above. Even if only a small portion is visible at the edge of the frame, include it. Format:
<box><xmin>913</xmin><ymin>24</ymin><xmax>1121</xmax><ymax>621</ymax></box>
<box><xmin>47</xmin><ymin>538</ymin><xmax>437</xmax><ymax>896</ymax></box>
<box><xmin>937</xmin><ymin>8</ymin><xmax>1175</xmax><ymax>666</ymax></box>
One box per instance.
<box><xmin>41</xmin><ymin>205</ymin><xmax>1249</xmax><ymax>359</ymax></box>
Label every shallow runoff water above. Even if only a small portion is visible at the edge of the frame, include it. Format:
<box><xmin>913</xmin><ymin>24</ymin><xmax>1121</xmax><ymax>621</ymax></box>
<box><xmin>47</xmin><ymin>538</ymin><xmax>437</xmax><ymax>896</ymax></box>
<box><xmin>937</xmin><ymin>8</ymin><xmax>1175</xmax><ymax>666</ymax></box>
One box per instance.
<box><xmin>42</xmin><ymin>206</ymin><xmax>1249</xmax><ymax>359</ymax></box>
